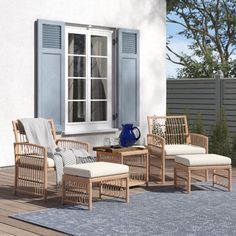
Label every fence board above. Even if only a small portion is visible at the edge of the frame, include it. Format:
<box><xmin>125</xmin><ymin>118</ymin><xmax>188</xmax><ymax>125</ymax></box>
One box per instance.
<box><xmin>168</xmin><ymin>104</ymin><xmax>216</xmax><ymax>110</ymax></box>
<box><xmin>168</xmin><ymin>94</ymin><xmax>216</xmax><ymax>99</ymax></box>
<box><xmin>167</xmin><ymin>88</ymin><xmax>216</xmax><ymax>94</ymax></box>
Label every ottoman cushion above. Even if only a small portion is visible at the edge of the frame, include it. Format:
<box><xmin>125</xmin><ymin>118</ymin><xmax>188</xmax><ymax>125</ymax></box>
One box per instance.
<box><xmin>64</xmin><ymin>162</ymin><xmax>129</xmax><ymax>178</ymax></box>
<box><xmin>175</xmin><ymin>154</ymin><xmax>231</xmax><ymax>167</ymax></box>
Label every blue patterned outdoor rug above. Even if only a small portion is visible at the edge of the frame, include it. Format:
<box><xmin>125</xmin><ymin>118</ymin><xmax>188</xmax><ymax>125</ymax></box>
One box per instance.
<box><xmin>11</xmin><ymin>184</ymin><xmax>236</xmax><ymax>236</ymax></box>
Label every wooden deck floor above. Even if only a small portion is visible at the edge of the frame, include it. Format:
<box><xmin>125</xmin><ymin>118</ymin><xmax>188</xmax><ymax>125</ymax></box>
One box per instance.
<box><xmin>0</xmin><ymin>166</ymin><xmax>235</xmax><ymax>236</ymax></box>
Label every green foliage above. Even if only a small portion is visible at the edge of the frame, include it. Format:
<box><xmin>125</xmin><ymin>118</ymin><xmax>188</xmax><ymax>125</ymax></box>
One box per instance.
<box><xmin>191</xmin><ymin>113</ymin><xmax>204</xmax><ymax>135</ymax></box>
<box><xmin>209</xmin><ymin>108</ymin><xmax>231</xmax><ymax>156</ymax></box>
<box><xmin>177</xmin><ymin>50</ymin><xmax>236</xmax><ymax>78</ymax></box>
<box><xmin>166</xmin><ymin>108</ymin><xmax>171</xmax><ymax>115</ymax></box>
<box><xmin>166</xmin><ymin>0</ymin><xmax>179</xmax><ymax>12</ymax></box>
<box><xmin>183</xmin><ymin>106</ymin><xmax>189</xmax><ymax>118</ymax></box>
<box><xmin>152</xmin><ymin>121</ymin><xmax>163</xmax><ymax>136</ymax></box>
<box><xmin>231</xmin><ymin>133</ymin><xmax>236</xmax><ymax>166</ymax></box>
<box><xmin>167</xmin><ymin>0</ymin><xmax>236</xmax><ymax>78</ymax></box>
<box><xmin>182</xmin><ymin>110</ymin><xmax>236</xmax><ymax>166</ymax></box>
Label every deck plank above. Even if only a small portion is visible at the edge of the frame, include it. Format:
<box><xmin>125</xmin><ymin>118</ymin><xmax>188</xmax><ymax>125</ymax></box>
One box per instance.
<box><xmin>0</xmin><ymin>165</ymin><xmax>235</xmax><ymax>235</ymax></box>
<box><xmin>0</xmin><ymin>217</ymin><xmax>66</xmax><ymax>236</ymax></box>
<box><xmin>0</xmin><ymin>229</ymin><xmax>15</xmax><ymax>236</ymax></box>
<box><xmin>0</xmin><ymin>222</ymin><xmax>40</xmax><ymax>236</ymax></box>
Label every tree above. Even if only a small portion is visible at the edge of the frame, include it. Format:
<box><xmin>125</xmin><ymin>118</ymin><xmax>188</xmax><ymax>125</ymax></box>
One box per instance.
<box><xmin>191</xmin><ymin>113</ymin><xmax>204</xmax><ymax>135</ymax></box>
<box><xmin>210</xmin><ymin>107</ymin><xmax>231</xmax><ymax>156</ymax></box>
<box><xmin>231</xmin><ymin>133</ymin><xmax>236</xmax><ymax>165</ymax></box>
<box><xmin>167</xmin><ymin>0</ymin><xmax>236</xmax><ymax>78</ymax></box>
<box><xmin>167</xmin><ymin>0</ymin><xmax>179</xmax><ymax>12</ymax></box>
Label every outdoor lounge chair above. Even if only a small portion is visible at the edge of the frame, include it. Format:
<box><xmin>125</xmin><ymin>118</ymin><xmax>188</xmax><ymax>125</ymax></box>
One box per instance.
<box><xmin>12</xmin><ymin>119</ymin><xmax>90</xmax><ymax>201</ymax></box>
<box><xmin>147</xmin><ymin>115</ymin><xmax>208</xmax><ymax>184</ymax></box>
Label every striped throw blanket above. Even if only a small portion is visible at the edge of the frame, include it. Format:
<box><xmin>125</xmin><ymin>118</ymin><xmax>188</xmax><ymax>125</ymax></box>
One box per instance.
<box><xmin>49</xmin><ymin>148</ymin><xmax>96</xmax><ymax>185</ymax></box>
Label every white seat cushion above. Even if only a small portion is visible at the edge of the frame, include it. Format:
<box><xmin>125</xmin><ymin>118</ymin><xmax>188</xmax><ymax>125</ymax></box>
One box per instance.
<box><xmin>20</xmin><ymin>157</ymin><xmax>55</xmax><ymax>168</ymax></box>
<box><xmin>175</xmin><ymin>154</ymin><xmax>232</xmax><ymax>166</ymax></box>
<box><xmin>47</xmin><ymin>158</ymin><xmax>55</xmax><ymax>168</ymax></box>
<box><xmin>165</xmin><ymin>144</ymin><xmax>206</xmax><ymax>156</ymax></box>
<box><xmin>63</xmin><ymin>162</ymin><xmax>129</xmax><ymax>178</ymax></box>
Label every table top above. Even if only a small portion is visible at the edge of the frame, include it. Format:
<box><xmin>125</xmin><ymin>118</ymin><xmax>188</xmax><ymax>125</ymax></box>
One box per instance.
<box><xmin>93</xmin><ymin>145</ymin><xmax>147</xmax><ymax>153</ymax></box>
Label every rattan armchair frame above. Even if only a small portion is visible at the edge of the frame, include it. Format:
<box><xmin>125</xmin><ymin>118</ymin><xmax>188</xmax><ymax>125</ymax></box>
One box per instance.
<box><xmin>12</xmin><ymin>119</ymin><xmax>90</xmax><ymax>202</ymax></box>
<box><xmin>147</xmin><ymin>115</ymin><xmax>208</xmax><ymax>184</ymax></box>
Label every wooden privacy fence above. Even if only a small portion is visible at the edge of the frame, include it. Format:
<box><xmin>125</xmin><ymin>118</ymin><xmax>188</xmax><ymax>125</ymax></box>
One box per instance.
<box><xmin>167</xmin><ymin>72</ymin><xmax>236</xmax><ymax>139</ymax></box>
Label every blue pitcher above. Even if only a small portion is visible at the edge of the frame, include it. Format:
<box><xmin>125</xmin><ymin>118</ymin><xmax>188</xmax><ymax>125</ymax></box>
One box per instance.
<box><xmin>119</xmin><ymin>124</ymin><xmax>141</xmax><ymax>147</ymax></box>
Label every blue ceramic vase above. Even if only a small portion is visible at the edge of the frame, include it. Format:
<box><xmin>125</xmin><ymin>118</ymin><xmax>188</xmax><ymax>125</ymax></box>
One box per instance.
<box><xmin>119</xmin><ymin>124</ymin><xmax>141</xmax><ymax>147</ymax></box>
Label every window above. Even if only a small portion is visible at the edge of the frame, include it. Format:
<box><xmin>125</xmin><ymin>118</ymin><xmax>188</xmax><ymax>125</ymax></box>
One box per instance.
<box><xmin>37</xmin><ymin>19</ymin><xmax>140</xmax><ymax>133</ymax></box>
<box><xmin>65</xmin><ymin>27</ymin><xmax>112</xmax><ymax>132</ymax></box>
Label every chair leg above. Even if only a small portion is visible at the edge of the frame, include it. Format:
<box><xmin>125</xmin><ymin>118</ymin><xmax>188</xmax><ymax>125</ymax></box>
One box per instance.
<box><xmin>174</xmin><ymin>165</ymin><xmax>177</xmax><ymax>188</ymax></box>
<box><xmin>126</xmin><ymin>177</ymin><xmax>129</xmax><ymax>203</ymax></box>
<box><xmin>205</xmin><ymin>169</ymin><xmax>209</xmax><ymax>182</ymax></box>
<box><xmin>187</xmin><ymin>169</ymin><xmax>191</xmax><ymax>193</ymax></box>
<box><xmin>43</xmin><ymin>174</ymin><xmax>48</xmax><ymax>203</ymax></box>
<box><xmin>212</xmin><ymin>169</ymin><xmax>216</xmax><ymax>187</ymax></box>
<box><xmin>14</xmin><ymin>166</ymin><xmax>18</xmax><ymax>196</ymax></box>
<box><xmin>61</xmin><ymin>176</ymin><xmax>65</xmax><ymax>204</ymax></box>
<box><xmin>146</xmin><ymin>153</ymin><xmax>149</xmax><ymax>187</ymax></box>
<box><xmin>161</xmin><ymin>155</ymin><xmax>165</xmax><ymax>184</ymax></box>
<box><xmin>88</xmin><ymin>181</ymin><xmax>92</xmax><ymax>210</ymax></box>
<box><xmin>99</xmin><ymin>182</ymin><xmax>102</xmax><ymax>199</ymax></box>
<box><xmin>44</xmin><ymin>190</ymin><xmax>47</xmax><ymax>203</ymax></box>
<box><xmin>14</xmin><ymin>180</ymin><xmax>18</xmax><ymax>196</ymax></box>
<box><xmin>228</xmin><ymin>167</ymin><xmax>232</xmax><ymax>192</ymax></box>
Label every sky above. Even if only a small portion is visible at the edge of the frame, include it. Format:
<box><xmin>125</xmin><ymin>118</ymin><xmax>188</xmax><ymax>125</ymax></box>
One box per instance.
<box><xmin>166</xmin><ymin>13</ymin><xmax>191</xmax><ymax>78</ymax></box>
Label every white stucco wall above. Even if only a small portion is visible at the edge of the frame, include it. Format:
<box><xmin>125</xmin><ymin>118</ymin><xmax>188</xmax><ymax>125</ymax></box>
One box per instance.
<box><xmin>0</xmin><ymin>0</ymin><xmax>166</xmax><ymax>167</ymax></box>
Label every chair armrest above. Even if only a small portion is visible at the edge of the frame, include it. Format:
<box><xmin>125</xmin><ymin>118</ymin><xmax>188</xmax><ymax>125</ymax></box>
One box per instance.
<box><xmin>14</xmin><ymin>142</ymin><xmax>47</xmax><ymax>168</ymax></box>
<box><xmin>147</xmin><ymin>134</ymin><xmax>165</xmax><ymax>158</ymax></box>
<box><xmin>56</xmin><ymin>139</ymin><xmax>91</xmax><ymax>153</ymax></box>
<box><xmin>189</xmin><ymin>133</ymin><xmax>208</xmax><ymax>153</ymax></box>
<box><xmin>147</xmin><ymin>134</ymin><xmax>165</xmax><ymax>147</ymax></box>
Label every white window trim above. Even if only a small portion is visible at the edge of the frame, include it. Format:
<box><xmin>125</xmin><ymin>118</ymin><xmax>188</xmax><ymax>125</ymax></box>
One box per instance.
<box><xmin>65</xmin><ymin>26</ymin><xmax>113</xmax><ymax>133</ymax></box>
<box><xmin>63</xmin><ymin>128</ymin><xmax>118</xmax><ymax>135</ymax></box>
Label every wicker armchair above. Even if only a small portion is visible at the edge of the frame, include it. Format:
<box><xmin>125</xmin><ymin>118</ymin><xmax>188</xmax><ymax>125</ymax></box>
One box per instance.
<box><xmin>12</xmin><ymin>119</ymin><xmax>90</xmax><ymax>201</ymax></box>
<box><xmin>147</xmin><ymin>115</ymin><xmax>208</xmax><ymax>184</ymax></box>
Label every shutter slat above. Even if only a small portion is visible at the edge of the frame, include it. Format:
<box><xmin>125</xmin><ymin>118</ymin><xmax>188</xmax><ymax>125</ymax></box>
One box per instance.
<box><xmin>122</xmin><ymin>32</ymin><xmax>137</xmax><ymax>54</ymax></box>
<box><xmin>42</xmin><ymin>24</ymin><xmax>61</xmax><ymax>49</ymax></box>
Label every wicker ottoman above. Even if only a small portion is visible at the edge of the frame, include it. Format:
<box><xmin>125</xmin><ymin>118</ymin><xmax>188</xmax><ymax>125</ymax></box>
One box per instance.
<box><xmin>174</xmin><ymin>154</ymin><xmax>232</xmax><ymax>193</ymax></box>
<box><xmin>62</xmin><ymin>162</ymin><xmax>129</xmax><ymax>210</ymax></box>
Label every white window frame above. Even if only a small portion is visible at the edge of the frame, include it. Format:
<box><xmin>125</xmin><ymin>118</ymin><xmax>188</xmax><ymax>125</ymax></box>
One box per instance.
<box><xmin>65</xmin><ymin>26</ymin><xmax>113</xmax><ymax>133</ymax></box>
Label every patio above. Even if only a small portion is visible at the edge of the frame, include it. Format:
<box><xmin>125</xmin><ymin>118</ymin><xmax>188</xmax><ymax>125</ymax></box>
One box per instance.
<box><xmin>0</xmin><ymin>162</ymin><xmax>235</xmax><ymax>236</ymax></box>
<box><xmin>1</xmin><ymin>1</ymin><xmax>236</xmax><ymax>235</ymax></box>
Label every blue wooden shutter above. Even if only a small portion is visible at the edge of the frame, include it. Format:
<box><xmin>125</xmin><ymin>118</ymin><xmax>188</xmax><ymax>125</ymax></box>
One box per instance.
<box><xmin>117</xmin><ymin>29</ymin><xmax>140</xmax><ymax>127</ymax></box>
<box><xmin>37</xmin><ymin>19</ymin><xmax>65</xmax><ymax>131</ymax></box>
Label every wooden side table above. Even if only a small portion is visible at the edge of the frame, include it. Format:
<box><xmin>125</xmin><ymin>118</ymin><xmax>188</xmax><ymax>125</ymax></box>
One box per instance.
<box><xmin>95</xmin><ymin>147</ymin><xmax>149</xmax><ymax>187</ymax></box>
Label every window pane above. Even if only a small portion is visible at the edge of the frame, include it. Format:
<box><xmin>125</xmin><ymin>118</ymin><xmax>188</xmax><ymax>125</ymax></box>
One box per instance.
<box><xmin>91</xmin><ymin>101</ymin><xmax>107</xmax><ymax>121</ymax></box>
<box><xmin>91</xmin><ymin>79</ymin><xmax>107</xmax><ymax>99</ymax></box>
<box><xmin>91</xmin><ymin>58</ymin><xmax>107</xmax><ymax>77</ymax></box>
<box><xmin>68</xmin><ymin>56</ymin><xmax>86</xmax><ymax>77</ymax></box>
<box><xmin>68</xmin><ymin>101</ymin><xmax>86</xmax><ymax>122</ymax></box>
<box><xmin>68</xmin><ymin>34</ymin><xmax>85</xmax><ymax>55</ymax></box>
<box><xmin>91</xmin><ymin>36</ymin><xmax>107</xmax><ymax>56</ymax></box>
<box><xmin>68</xmin><ymin>79</ymin><xmax>86</xmax><ymax>99</ymax></box>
